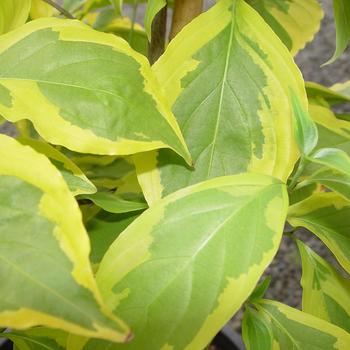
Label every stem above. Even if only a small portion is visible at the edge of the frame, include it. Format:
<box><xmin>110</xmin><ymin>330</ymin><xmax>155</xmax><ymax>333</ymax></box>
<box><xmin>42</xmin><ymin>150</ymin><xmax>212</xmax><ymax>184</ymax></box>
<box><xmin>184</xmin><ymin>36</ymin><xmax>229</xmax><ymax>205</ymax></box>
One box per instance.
<box><xmin>128</xmin><ymin>0</ymin><xmax>139</xmax><ymax>45</ymax></box>
<box><xmin>170</xmin><ymin>0</ymin><xmax>203</xmax><ymax>40</ymax></box>
<box><xmin>148</xmin><ymin>5</ymin><xmax>167</xmax><ymax>64</ymax></box>
<box><xmin>289</xmin><ymin>156</ymin><xmax>307</xmax><ymax>191</ymax></box>
<box><xmin>42</xmin><ymin>0</ymin><xmax>75</xmax><ymax>19</ymax></box>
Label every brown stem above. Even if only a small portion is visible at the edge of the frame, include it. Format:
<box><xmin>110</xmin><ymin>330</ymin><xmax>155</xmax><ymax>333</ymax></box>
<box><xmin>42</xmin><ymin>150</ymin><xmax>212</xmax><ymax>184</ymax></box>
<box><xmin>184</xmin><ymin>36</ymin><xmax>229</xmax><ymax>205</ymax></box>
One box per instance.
<box><xmin>170</xmin><ymin>0</ymin><xmax>203</xmax><ymax>40</ymax></box>
<box><xmin>42</xmin><ymin>0</ymin><xmax>75</xmax><ymax>19</ymax></box>
<box><xmin>148</xmin><ymin>6</ymin><xmax>168</xmax><ymax>65</ymax></box>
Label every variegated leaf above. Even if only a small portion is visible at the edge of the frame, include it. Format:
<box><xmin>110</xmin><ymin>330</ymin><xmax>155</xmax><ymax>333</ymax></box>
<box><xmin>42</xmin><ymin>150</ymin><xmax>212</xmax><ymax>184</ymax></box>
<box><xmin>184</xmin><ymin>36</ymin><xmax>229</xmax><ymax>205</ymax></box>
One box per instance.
<box><xmin>306</xmin><ymin>82</ymin><xmax>350</xmax><ymax>106</ymax></box>
<box><xmin>288</xmin><ymin>192</ymin><xmax>350</xmax><ymax>275</ymax></box>
<box><xmin>85</xmin><ymin>173</ymin><xmax>288</xmax><ymax>350</ymax></box>
<box><xmin>0</xmin><ymin>134</ymin><xmax>130</xmax><ymax>342</ymax></box>
<box><xmin>331</xmin><ymin>80</ymin><xmax>350</xmax><ymax>99</ymax></box>
<box><xmin>0</xmin><ymin>0</ymin><xmax>31</xmax><ymax>34</ymax></box>
<box><xmin>135</xmin><ymin>0</ymin><xmax>306</xmax><ymax>204</ymax></box>
<box><xmin>297</xmin><ymin>240</ymin><xmax>350</xmax><ymax>333</ymax></box>
<box><xmin>18</xmin><ymin>138</ymin><xmax>96</xmax><ymax>196</ymax></box>
<box><xmin>252</xmin><ymin>299</ymin><xmax>350</xmax><ymax>349</ymax></box>
<box><xmin>0</xmin><ymin>18</ymin><xmax>191</xmax><ymax>163</ymax></box>
<box><xmin>246</xmin><ymin>0</ymin><xmax>323</xmax><ymax>56</ymax></box>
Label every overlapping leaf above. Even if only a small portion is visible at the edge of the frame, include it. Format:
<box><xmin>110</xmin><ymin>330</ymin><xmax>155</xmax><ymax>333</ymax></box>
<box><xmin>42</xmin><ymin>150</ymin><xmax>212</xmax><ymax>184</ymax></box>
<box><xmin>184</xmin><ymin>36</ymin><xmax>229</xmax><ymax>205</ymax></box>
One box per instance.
<box><xmin>0</xmin><ymin>0</ymin><xmax>31</xmax><ymax>34</ymax></box>
<box><xmin>18</xmin><ymin>138</ymin><xmax>96</xmax><ymax>196</ymax></box>
<box><xmin>246</xmin><ymin>0</ymin><xmax>323</xmax><ymax>56</ymax></box>
<box><xmin>288</xmin><ymin>192</ymin><xmax>350</xmax><ymax>275</ymax></box>
<box><xmin>0</xmin><ymin>18</ymin><xmax>190</xmax><ymax>162</ymax></box>
<box><xmin>135</xmin><ymin>0</ymin><xmax>306</xmax><ymax>204</ymax></box>
<box><xmin>297</xmin><ymin>240</ymin><xmax>350</xmax><ymax>333</ymax></box>
<box><xmin>83</xmin><ymin>173</ymin><xmax>288</xmax><ymax>350</ymax></box>
<box><xmin>245</xmin><ymin>300</ymin><xmax>350</xmax><ymax>349</ymax></box>
<box><xmin>30</xmin><ymin>0</ymin><xmax>56</xmax><ymax>19</ymax></box>
<box><xmin>0</xmin><ymin>134</ymin><xmax>129</xmax><ymax>342</ymax></box>
<box><xmin>144</xmin><ymin>0</ymin><xmax>167</xmax><ymax>40</ymax></box>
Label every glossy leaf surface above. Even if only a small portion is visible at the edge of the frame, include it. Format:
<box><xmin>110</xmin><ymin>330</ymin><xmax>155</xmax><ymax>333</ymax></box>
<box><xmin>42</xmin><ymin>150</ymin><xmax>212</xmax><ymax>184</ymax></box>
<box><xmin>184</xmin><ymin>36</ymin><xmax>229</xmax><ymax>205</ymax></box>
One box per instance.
<box><xmin>0</xmin><ymin>134</ymin><xmax>129</xmax><ymax>342</ymax></box>
<box><xmin>135</xmin><ymin>0</ymin><xmax>306</xmax><ymax>204</ymax></box>
<box><xmin>0</xmin><ymin>18</ymin><xmax>190</xmax><ymax>162</ymax></box>
<box><xmin>90</xmin><ymin>173</ymin><xmax>288</xmax><ymax>350</ymax></box>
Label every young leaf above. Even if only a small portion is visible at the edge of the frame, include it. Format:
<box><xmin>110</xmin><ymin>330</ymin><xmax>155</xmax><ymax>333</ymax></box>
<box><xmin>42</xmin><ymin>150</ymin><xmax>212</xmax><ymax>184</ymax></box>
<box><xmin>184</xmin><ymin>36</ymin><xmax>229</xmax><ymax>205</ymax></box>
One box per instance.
<box><xmin>81</xmin><ymin>192</ymin><xmax>147</xmax><ymax>213</ymax></box>
<box><xmin>110</xmin><ymin>0</ymin><xmax>123</xmax><ymax>16</ymax></box>
<box><xmin>254</xmin><ymin>300</ymin><xmax>350</xmax><ymax>349</ymax></box>
<box><xmin>248</xmin><ymin>276</ymin><xmax>271</xmax><ymax>302</ymax></box>
<box><xmin>291</xmin><ymin>91</ymin><xmax>318</xmax><ymax>156</ymax></box>
<box><xmin>88</xmin><ymin>173</ymin><xmax>288</xmax><ymax>350</ymax></box>
<box><xmin>0</xmin><ymin>18</ymin><xmax>191</xmax><ymax>164</ymax></box>
<box><xmin>326</xmin><ymin>0</ymin><xmax>350</xmax><ymax>64</ymax></box>
<box><xmin>135</xmin><ymin>0</ymin><xmax>306</xmax><ymax>204</ymax></box>
<box><xmin>144</xmin><ymin>0</ymin><xmax>167</xmax><ymax>40</ymax></box>
<box><xmin>0</xmin><ymin>134</ymin><xmax>130</xmax><ymax>342</ymax></box>
<box><xmin>0</xmin><ymin>0</ymin><xmax>31</xmax><ymax>34</ymax></box>
<box><xmin>288</xmin><ymin>192</ymin><xmax>350</xmax><ymax>275</ymax></box>
<box><xmin>297</xmin><ymin>240</ymin><xmax>350</xmax><ymax>333</ymax></box>
<box><xmin>18</xmin><ymin>138</ymin><xmax>97</xmax><ymax>196</ymax></box>
<box><xmin>242</xmin><ymin>307</ymin><xmax>274</xmax><ymax>350</ymax></box>
<box><xmin>246</xmin><ymin>0</ymin><xmax>323</xmax><ymax>56</ymax></box>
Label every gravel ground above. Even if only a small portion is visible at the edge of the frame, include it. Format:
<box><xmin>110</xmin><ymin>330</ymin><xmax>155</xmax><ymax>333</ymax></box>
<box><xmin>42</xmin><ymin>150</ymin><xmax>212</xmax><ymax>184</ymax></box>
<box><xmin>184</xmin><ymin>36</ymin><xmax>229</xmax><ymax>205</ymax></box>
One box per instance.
<box><xmin>1</xmin><ymin>0</ymin><xmax>349</xmax><ymax>343</ymax></box>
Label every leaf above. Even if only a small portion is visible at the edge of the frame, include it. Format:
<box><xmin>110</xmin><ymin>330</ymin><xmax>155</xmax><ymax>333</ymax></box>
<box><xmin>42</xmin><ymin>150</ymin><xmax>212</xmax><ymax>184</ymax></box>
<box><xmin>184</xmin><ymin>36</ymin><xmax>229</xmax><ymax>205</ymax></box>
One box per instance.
<box><xmin>1</xmin><ymin>328</ymin><xmax>67</xmax><ymax>350</ymax></box>
<box><xmin>18</xmin><ymin>138</ymin><xmax>96</xmax><ymax>196</ymax></box>
<box><xmin>309</xmin><ymin>104</ymin><xmax>350</xmax><ymax>154</ymax></box>
<box><xmin>81</xmin><ymin>192</ymin><xmax>147</xmax><ymax>213</ymax></box>
<box><xmin>0</xmin><ymin>18</ymin><xmax>191</xmax><ymax>164</ymax></box>
<box><xmin>87</xmin><ymin>211</ymin><xmax>139</xmax><ymax>265</ymax></box>
<box><xmin>86</xmin><ymin>173</ymin><xmax>288</xmax><ymax>350</ymax></box>
<box><xmin>135</xmin><ymin>0</ymin><xmax>306</xmax><ymax>204</ymax></box>
<box><xmin>144</xmin><ymin>0</ymin><xmax>167</xmax><ymax>40</ymax></box>
<box><xmin>242</xmin><ymin>307</ymin><xmax>274</xmax><ymax>350</ymax></box>
<box><xmin>110</xmin><ymin>0</ymin><xmax>123</xmax><ymax>16</ymax></box>
<box><xmin>298</xmin><ymin>167</ymin><xmax>350</xmax><ymax>201</ymax></box>
<box><xmin>246</xmin><ymin>0</ymin><xmax>323</xmax><ymax>56</ymax></box>
<box><xmin>30</xmin><ymin>0</ymin><xmax>56</xmax><ymax>19</ymax></box>
<box><xmin>297</xmin><ymin>240</ymin><xmax>350</xmax><ymax>333</ymax></box>
<box><xmin>306</xmin><ymin>82</ymin><xmax>350</xmax><ymax>106</ymax></box>
<box><xmin>310</xmin><ymin>148</ymin><xmax>350</xmax><ymax>174</ymax></box>
<box><xmin>0</xmin><ymin>134</ymin><xmax>130</xmax><ymax>342</ymax></box>
<box><xmin>326</xmin><ymin>0</ymin><xmax>350</xmax><ymax>64</ymax></box>
<box><xmin>253</xmin><ymin>299</ymin><xmax>350</xmax><ymax>349</ymax></box>
<box><xmin>0</xmin><ymin>0</ymin><xmax>31</xmax><ymax>34</ymax></box>
<box><xmin>288</xmin><ymin>192</ymin><xmax>350</xmax><ymax>275</ymax></box>
<box><xmin>331</xmin><ymin>80</ymin><xmax>350</xmax><ymax>99</ymax></box>
<box><xmin>248</xmin><ymin>276</ymin><xmax>271</xmax><ymax>302</ymax></box>
<box><xmin>291</xmin><ymin>90</ymin><xmax>318</xmax><ymax>155</ymax></box>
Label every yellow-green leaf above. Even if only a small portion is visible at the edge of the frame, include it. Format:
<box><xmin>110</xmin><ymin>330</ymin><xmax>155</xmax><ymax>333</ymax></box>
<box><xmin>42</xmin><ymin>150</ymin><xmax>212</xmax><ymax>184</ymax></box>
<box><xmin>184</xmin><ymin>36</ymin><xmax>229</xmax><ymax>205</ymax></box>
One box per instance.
<box><xmin>297</xmin><ymin>239</ymin><xmax>350</xmax><ymax>333</ymax></box>
<box><xmin>306</xmin><ymin>82</ymin><xmax>350</xmax><ymax>106</ymax></box>
<box><xmin>0</xmin><ymin>0</ymin><xmax>31</xmax><ymax>34</ymax></box>
<box><xmin>0</xmin><ymin>134</ymin><xmax>130</xmax><ymax>342</ymax></box>
<box><xmin>246</xmin><ymin>0</ymin><xmax>323</xmax><ymax>56</ymax></box>
<box><xmin>85</xmin><ymin>173</ymin><xmax>288</xmax><ymax>350</ymax></box>
<box><xmin>18</xmin><ymin>138</ymin><xmax>96</xmax><ymax>196</ymax></box>
<box><xmin>30</xmin><ymin>0</ymin><xmax>56</xmax><ymax>19</ymax></box>
<box><xmin>254</xmin><ymin>299</ymin><xmax>350</xmax><ymax>349</ymax></box>
<box><xmin>288</xmin><ymin>192</ymin><xmax>350</xmax><ymax>275</ymax></box>
<box><xmin>135</xmin><ymin>0</ymin><xmax>306</xmax><ymax>204</ymax></box>
<box><xmin>331</xmin><ymin>80</ymin><xmax>350</xmax><ymax>99</ymax></box>
<box><xmin>0</xmin><ymin>18</ymin><xmax>191</xmax><ymax>163</ymax></box>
